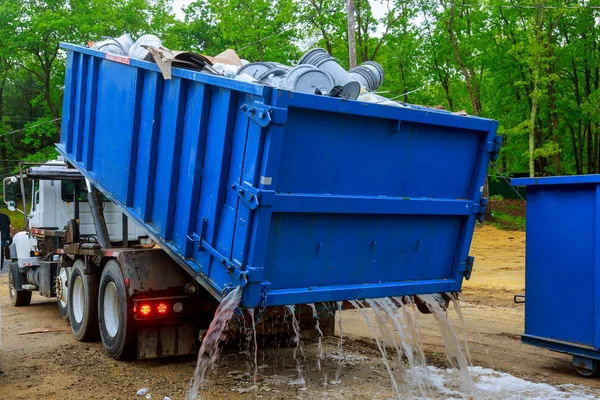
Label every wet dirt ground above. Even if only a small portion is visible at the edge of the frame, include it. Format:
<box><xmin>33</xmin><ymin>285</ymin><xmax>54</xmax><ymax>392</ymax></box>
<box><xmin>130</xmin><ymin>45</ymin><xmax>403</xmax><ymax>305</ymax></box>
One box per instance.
<box><xmin>1</xmin><ymin>225</ymin><xmax>599</xmax><ymax>399</ymax></box>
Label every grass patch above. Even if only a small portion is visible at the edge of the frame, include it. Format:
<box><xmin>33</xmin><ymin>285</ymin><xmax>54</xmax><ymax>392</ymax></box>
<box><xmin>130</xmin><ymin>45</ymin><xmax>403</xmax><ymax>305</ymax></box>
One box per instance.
<box><xmin>0</xmin><ymin>204</ymin><xmax>26</xmax><ymax>233</ymax></box>
<box><xmin>491</xmin><ymin>211</ymin><xmax>526</xmax><ymax>231</ymax></box>
<box><xmin>487</xmin><ymin>198</ymin><xmax>526</xmax><ymax>231</ymax></box>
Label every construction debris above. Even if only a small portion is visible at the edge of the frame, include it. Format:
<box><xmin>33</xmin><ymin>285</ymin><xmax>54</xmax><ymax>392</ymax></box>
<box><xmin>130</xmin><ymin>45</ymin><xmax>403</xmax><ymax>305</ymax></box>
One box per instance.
<box><xmin>89</xmin><ymin>34</ymin><xmax>398</xmax><ymax>104</ymax></box>
<box><xmin>17</xmin><ymin>328</ymin><xmax>71</xmax><ymax>335</ymax></box>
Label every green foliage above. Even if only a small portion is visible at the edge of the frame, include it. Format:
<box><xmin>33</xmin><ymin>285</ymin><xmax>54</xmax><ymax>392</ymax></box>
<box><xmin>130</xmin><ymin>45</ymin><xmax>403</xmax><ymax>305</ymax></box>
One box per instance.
<box><xmin>22</xmin><ymin>117</ymin><xmax>58</xmax><ymax>148</ymax></box>
<box><xmin>491</xmin><ymin>211</ymin><xmax>526</xmax><ymax>232</ymax></box>
<box><xmin>23</xmin><ymin>146</ymin><xmax>59</xmax><ymax>163</ymax></box>
<box><xmin>533</xmin><ymin>141</ymin><xmax>560</xmax><ymax>160</ymax></box>
<box><xmin>1</xmin><ymin>0</ymin><xmax>600</xmax><ymax>179</ymax></box>
<box><xmin>0</xmin><ymin>203</ymin><xmax>26</xmax><ymax>232</ymax></box>
<box><xmin>0</xmin><ymin>0</ymin><xmax>179</xmax><ymax>165</ymax></box>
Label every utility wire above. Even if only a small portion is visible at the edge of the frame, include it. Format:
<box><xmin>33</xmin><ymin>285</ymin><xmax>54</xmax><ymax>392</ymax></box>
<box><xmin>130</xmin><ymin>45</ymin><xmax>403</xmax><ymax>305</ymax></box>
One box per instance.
<box><xmin>235</xmin><ymin>12</ymin><xmax>326</xmax><ymax>53</ymax></box>
<box><xmin>1</xmin><ymin>116</ymin><xmax>42</xmax><ymax>120</ymax></box>
<box><xmin>378</xmin><ymin>85</ymin><xmax>427</xmax><ymax>102</ymax></box>
<box><xmin>0</xmin><ymin>118</ymin><xmax>61</xmax><ymax>138</ymax></box>
<box><xmin>489</xmin><ymin>162</ymin><xmax>527</xmax><ymax>203</ymax></box>
<box><xmin>442</xmin><ymin>3</ymin><xmax>600</xmax><ymax>10</ymax></box>
<box><xmin>385</xmin><ymin>0</ymin><xmax>600</xmax><ymax>10</ymax></box>
<box><xmin>237</xmin><ymin>28</ymin><xmax>297</xmax><ymax>52</ymax></box>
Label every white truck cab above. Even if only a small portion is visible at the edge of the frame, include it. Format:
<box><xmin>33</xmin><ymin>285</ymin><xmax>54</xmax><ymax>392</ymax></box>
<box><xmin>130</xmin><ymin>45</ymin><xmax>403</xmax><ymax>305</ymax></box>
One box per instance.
<box><xmin>4</xmin><ymin>159</ymin><xmax>150</xmax><ymax>303</ymax></box>
<box><xmin>4</xmin><ymin>158</ymin><xmax>147</xmax><ymax>242</ymax></box>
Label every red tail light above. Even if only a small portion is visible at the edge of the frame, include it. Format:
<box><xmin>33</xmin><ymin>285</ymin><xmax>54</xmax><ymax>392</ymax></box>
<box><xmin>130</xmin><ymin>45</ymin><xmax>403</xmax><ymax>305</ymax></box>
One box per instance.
<box><xmin>140</xmin><ymin>304</ymin><xmax>151</xmax><ymax>316</ymax></box>
<box><xmin>133</xmin><ymin>298</ymin><xmax>190</xmax><ymax>320</ymax></box>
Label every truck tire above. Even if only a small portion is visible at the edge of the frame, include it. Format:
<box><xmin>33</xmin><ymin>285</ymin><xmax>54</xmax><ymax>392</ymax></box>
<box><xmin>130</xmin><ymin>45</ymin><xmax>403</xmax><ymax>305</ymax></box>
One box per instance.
<box><xmin>8</xmin><ymin>266</ymin><xmax>31</xmax><ymax>307</ymax></box>
<box><xmin>56</xmin><ymin>264</ymin><xmax>70</xmax><ymax>322</ymax></box>
<box><xmin>98</xmin><ymin>260</ymin><xmax>135</xmax><ymax>359</ymax></box>
<box><xmin>68</xmin><ymin>259</ymin><xmax>100</xmax><ymax>341</ymax></box>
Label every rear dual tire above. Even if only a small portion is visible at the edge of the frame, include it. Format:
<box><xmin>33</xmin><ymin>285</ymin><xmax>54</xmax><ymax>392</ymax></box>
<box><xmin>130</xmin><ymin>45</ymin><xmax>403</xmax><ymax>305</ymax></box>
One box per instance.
<box><xmin>98</xmin><ymin>260</ymin><xmax>136</xmax><ymax>360</ymax></box>
<box><xmin>68</xmin><ymin>259</ymin><xmax>100</xmax><ymax>341</ymax></box>
<box><xmin>57</xmin><ymin>264</ymin><xmax>70</xmax><ymax>322</ymax></box>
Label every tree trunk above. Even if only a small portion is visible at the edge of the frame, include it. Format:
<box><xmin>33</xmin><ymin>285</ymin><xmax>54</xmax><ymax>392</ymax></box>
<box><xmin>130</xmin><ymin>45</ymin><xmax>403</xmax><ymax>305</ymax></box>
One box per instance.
<box><xmin>347</xmin><ymin>0</ymin><xmax>357</xmax><ymax>68</ymax></box>
<box><xmin>0</xmin><ymin>85</ymin><xmax>6</xmax><ymax>171</ymax></box>
<box><xmin>310</xmin><ymin>0</ymin><xmax>333</xmax><ymax>54</ymax></box>
<box><xmin>549</xmin><ymin>79</ymin><xmax>560</xmax><ymax>176</ymax></box>
<box><xmin>446</xmin><ymin>2</ymin><xmax>480</xmax><ymax>116</ymax></box>
<box><xmin>570</xmin><ymin>126</ymin><xmax>581</xmax><ymax>174</ymax></box>
<box><xmin>43</xmin><ymin>70</ymin><xmax>61</xmax><ymax>136</ymax></box>
<box><xmin>528</xmin><ymin>2</ymin><xmax>545</xmax><ymax>178</ymax></box>
<box><xmin>399</xmin><ymin>63</ymin><xmax>409</xmax><ymax>103</ymax></box>
<box><xmin>529</xmin><ymin>76</ymin><xmax>540</xmax><ymax>177</ymax></box>
<box><xmin>585</xmin><ymin>61</ymin><xmax>593</xmax><ymax>173</ymax></box>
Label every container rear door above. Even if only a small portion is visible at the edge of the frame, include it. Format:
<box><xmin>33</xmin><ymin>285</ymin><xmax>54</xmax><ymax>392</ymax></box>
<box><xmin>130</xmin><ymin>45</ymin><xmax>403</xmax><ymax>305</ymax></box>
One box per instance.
<box><xmin>244</xmin><ymin>92</ymin><xmax>498</xmax><ymax>307</ymax></box>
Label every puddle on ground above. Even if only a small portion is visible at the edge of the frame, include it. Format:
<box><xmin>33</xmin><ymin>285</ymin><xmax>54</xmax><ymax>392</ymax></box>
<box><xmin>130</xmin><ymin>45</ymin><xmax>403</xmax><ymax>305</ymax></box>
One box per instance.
<box><xmin>185</xmin><ymin>291</ymin><xmax>598</xmax><ymax>400</ymax></box>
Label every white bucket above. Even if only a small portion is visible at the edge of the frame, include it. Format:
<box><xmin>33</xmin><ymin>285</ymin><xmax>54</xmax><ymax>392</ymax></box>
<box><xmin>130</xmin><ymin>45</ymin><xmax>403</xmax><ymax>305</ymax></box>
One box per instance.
<box><xmin>91</xmin><ymin>34</ymin><xmax>134</xmax><ymax>56</ymax></box>
<box><xmin>129</xmin><ymin>35</ymin><xmax>164</xmax><ymax>61</ymax></box>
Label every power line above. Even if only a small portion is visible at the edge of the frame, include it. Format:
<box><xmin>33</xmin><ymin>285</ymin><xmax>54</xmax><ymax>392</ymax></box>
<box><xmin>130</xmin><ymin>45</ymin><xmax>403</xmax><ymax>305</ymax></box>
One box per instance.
<box><xmin>411</xmin><ymin>0</ymin><xmax>600</xmax><ymax>10</ymax></box>
<box><xmin>451</xmin><ymin>3</ymin><xmax>600</xmax><ymax>10</ymax></box>
<box><xmin>1</xmin><ymin>116</ymin><xmax>41</xmax><ymax>120</ymax></box>
<box><xmin>2</xmin><ymin>119</ymin><xmax>43</xmax><ymax>122</ymax></box>
<box><xmin>378</xmin><ymin>85</ymin><xmax>427</xmax><ymax>102</ymax></box>
<box><xmin>235</xmin><ymin>14</ymin><xmax>322</xmax><ymax>53</ymax></box>
<box><xmin>0</xmin><ymin>118</ymin><xmax>61</xmax><ymax>138</ymax></box>
<box><xmin>489</xmin><ymin>162</ymin><xmax>527</xmax><ymax>203</ymax></box>
<box><xmin>237</xmin><ymin>29</ymin><xmax>296</xmax><ymax>52</ymax></box>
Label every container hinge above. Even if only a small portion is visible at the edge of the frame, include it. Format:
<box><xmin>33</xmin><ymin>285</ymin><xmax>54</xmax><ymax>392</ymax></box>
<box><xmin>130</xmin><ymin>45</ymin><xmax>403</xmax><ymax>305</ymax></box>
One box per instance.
<box><xmin>256</xmin><ymin>283</ymin><xmax>271</xmax><ymax>323</ymax></box>
<box><xmin>488</xmin><ymin>135</ymin><xmax>503</xmax><ymax>161</ymax></box>
<box><xmin>188</xmin><ymin>220</ymin><xmax>247</xmax><ymax>282</ymax></box>
<box><xmin>231</xmin><ymin>182</ymin><xmax>260</xmax><ymax>209</ymax></box>
<box><xmin>187</xmin><ymin>217</ymin><xmax>208</xmax><ymax>248</ymax></box>
<box><xmin>473</xmin><ymin>197</ymin><xmax>489</xmax><ymax>222</ymax></box>
<box><xmin>200</xmin><ymin>239</ymin><xmax>237</xmax><ymax>274</ymax></box>
<box><xmin>459</xmin><ymin>255</ymin><xmax>475</xmax><ymax>280</ymax></box>
<box><xmin>241</xmin><ymin>103</ymin><xmax>273</xmax><ymax>127</ymax></box>
<box><xmin>187</xmin><ymin>232</ymin><xmax>201</xmax><ymax>243</ymax></box>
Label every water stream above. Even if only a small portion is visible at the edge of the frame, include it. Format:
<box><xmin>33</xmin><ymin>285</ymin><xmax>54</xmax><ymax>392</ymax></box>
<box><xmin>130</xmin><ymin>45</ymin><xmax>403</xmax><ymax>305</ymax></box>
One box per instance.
<box><xmin>186</xmin><ymin>290</ymin><xmax>479</xmax><ymax>399</ymax></box>
<box><xmin>307</xmin><ymin>303</ymin><xmax>324</xmax><ymax>371</ymax></box>
<box><xmin>449</xmin><ymin>293</ymin><xmax>472</xmax><ymax>366</ymax></box>
<box><xmin>185</xmin><ymin>286</ymin><xmax>242</xmax><ymax>400</ymax></box>
<box><xmin>248</xmin><ymin>308</ymin><xmax>258</xmax><ymax>384</ymax></box>
<box><xmin>417</xmin><ymin>293</ymin><xmax>475</xmax><ymax>393</ymax></box>
<box><xmin>331</xmin><ymin>301</ymin><xmax>344</xmax><ymax>384</ymax></box>
<box><xmin>286</xmin><ymin>304</ymin><xmax>307</xmax><ymax>388</ymax></box>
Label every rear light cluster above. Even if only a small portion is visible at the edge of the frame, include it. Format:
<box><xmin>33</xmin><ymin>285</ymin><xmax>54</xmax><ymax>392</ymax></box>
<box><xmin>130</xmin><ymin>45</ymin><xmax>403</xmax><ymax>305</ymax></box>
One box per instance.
<box><xmin>134</xmin><ymin>300</ymin><xmax>184</xmax><ymax>319</ymax></box>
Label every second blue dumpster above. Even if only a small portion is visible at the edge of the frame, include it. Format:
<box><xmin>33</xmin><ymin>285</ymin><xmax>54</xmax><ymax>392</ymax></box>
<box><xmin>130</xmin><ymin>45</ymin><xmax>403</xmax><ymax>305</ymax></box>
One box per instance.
<box><xmin>512</xmin><ymin>175</ymin><xmax>600</xmax><ymax>377</ymax></box>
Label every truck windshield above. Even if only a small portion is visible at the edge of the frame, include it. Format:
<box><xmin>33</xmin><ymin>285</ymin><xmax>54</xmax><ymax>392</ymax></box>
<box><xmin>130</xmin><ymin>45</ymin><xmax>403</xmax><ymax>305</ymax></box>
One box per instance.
<box><xmin>61</xmin><ymin>181</ymin><xmax>110</xmax><ymax>202</ymax></box>
<box><xmin>61</xmin><ymin>180</ymin><xmax>89</xmax><ymax>202</ymax></box>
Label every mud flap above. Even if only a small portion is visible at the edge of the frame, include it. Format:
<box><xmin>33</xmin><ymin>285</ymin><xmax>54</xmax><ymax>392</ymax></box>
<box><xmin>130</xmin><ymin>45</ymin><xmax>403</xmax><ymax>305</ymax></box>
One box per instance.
<box><xmin>137</xmin><ymin>323</ymin><xmax>196</xmax><ymax>359</ymax></box>
<box><xmin>10</xmin><ymin>262</ymin><xmax>27</xmax><ymax>290</ymax></box>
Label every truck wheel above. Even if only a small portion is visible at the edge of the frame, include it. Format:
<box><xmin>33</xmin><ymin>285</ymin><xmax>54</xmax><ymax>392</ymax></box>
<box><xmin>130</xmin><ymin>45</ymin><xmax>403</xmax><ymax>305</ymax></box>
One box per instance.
<box><xmin>68</xmin><ymin>259</ymin><xmax>100</xmax><ymax>341</ymax></box>
<box><xmin>9</xmin><ymin>266</ymin><xmax>31</xmax><ymax>307</ymax></box>
<box><xmin>98</xmin><ymin>260</ymin><xmax>135</xmax><ymax>359</ymax></box>
<box><xmin>56</xmin><ymin>265</ymin><xmax>70</xmax><ymax>322</ymax></box>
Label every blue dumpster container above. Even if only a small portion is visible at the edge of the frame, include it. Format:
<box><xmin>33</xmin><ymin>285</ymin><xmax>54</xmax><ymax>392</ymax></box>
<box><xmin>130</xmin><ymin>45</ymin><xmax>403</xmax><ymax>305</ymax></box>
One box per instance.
<box><xmin>58</xmin><ymin>43</ymin><xmax>501</xmax><ymax>308</ymax></box>
<box><xmin>512</xmin><ymin>175</ymin><xmax>600</xmax><ymax>376</ymax></box>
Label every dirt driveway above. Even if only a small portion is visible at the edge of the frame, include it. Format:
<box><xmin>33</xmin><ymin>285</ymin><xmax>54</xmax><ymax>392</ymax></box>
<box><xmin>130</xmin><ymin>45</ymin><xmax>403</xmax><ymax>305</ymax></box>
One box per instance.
<box><xmin>1</xmin><ymin>225</ymin><xmax>599</xmax><ymax>399</ymax></box>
